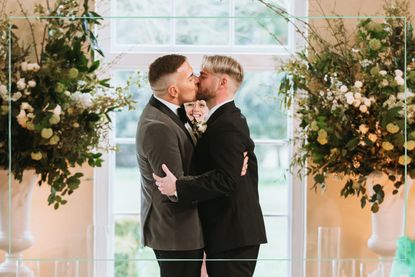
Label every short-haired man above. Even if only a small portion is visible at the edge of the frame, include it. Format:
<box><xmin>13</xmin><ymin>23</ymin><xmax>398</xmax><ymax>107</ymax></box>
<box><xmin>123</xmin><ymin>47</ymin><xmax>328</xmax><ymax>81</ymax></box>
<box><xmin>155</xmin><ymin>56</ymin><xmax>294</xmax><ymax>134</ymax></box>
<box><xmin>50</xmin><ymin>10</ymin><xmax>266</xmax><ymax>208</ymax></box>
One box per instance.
<box><xmin>136</xmin><ymin>54</ymin><xmax>203</xmax><ymax>277</ymax></box>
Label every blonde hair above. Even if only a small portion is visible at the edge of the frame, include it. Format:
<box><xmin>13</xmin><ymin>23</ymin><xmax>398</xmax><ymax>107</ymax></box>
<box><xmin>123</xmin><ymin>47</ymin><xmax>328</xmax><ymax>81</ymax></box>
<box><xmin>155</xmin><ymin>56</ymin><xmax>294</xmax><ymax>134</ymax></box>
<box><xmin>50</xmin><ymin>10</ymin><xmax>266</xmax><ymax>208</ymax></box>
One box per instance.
<box><xmin>201</xmin><ymin>55</ymin><xmax>244</xmax><ymax>86</ymax></box>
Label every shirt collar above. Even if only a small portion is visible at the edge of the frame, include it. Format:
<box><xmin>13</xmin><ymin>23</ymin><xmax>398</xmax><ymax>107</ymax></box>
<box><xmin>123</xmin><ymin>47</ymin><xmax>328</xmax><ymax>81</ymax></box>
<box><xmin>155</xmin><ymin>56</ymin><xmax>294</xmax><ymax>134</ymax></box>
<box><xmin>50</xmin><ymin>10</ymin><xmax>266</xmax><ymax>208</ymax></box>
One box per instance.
<box><xmin>153</xmin><ymin>95</ymin><xmax>180</xmax><ymax>116</ymax></box>
<box><xmin>206</xmin><ymin>98</ymin><xmax>234</xmax><ymax>121</ymax></box>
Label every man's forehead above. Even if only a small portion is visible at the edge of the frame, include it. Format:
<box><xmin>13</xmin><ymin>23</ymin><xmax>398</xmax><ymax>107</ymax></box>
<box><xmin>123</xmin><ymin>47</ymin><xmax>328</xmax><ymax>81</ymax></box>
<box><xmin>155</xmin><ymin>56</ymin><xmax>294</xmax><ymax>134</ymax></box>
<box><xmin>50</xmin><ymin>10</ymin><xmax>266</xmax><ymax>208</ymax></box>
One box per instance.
<box><xmin>176</xmin><ymin>61</ymin><xmax>192</xmax><ymax>73</ymax></box>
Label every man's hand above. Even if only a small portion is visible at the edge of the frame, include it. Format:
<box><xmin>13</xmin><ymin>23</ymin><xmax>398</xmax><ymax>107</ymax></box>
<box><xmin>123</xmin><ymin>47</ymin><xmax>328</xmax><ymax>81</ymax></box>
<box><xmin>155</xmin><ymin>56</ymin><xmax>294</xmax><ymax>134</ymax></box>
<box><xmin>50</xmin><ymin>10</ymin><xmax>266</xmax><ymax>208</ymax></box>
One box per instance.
<box><xmin>153</xmin><ymin>164</ymin><xmax>178</xmax><ymax>196</ymax></box>
<box><xmin>241</xmin><ymin>151</ymin><xmax>249</xmax><ymax>176</ymax></box>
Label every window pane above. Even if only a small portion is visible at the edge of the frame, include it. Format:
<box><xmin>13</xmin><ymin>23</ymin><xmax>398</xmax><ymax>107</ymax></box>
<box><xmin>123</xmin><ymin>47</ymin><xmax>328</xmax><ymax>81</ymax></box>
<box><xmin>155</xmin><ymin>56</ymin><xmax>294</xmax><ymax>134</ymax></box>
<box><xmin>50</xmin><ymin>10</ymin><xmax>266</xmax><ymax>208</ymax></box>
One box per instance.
<box><xmin>255</xmin><ymin>216</ymin><xmax>289</xmax><ymax>276</ymax></box>
<box><xmin>114</xmin><ymin>215</ymin><xmax>159</xmax><ymax>277</ymax></box>
<box><xmin>256</xmin><ymin>144</ymin><xmax>289</xmax><ymax>214</ymax></box>
<box><xmin>114</xmin><ymin>144</ymin><xmax>140</xmax><ymax>213</ymax></box>
<box><xmin>113</xmin><ymin>71</ymin><xmax>152</xmax><ymax>138</ymax></box>
<box><xmin>175</xmin><ymin>0</ymin><xmax>229</xmax><ymax>45</ymax></box>
<box><xmin>235</xmin><ymin>0</ymin><xmax>288</xmax><ymax>45</ymax></box>
<box><xmin>235</xmin><ymin>71</ymin><xmax>288</xmax><ymax>140</ymax></box>
<box><xmin>114</xmin><ymin>216</ymin><xmax>287</xmax><ymax>277</ymax></box>
<box><xmin>115</xmin><ymin>0</ymin><xmax>171</xmax><ymax>45</ymax></box>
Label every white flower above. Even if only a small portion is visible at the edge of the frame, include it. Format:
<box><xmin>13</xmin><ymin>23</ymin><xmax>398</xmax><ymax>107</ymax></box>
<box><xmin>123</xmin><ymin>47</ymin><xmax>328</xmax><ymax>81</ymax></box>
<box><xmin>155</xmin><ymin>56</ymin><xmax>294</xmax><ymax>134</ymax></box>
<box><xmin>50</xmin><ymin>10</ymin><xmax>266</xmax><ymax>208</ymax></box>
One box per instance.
<box><xmin>11</xmin><ymin>92</ymin><xmax>22</xmax><ymax>101</ymax></box>
<box><xmin>27</xmin><ymin>63</ymin><xmax>40</xmax><ymax>72</ymax></box>
<box><xmin>363</xmin><ymin>98</ymin><xmax>371</xmax><ymax>107</ymax></box>
<box><xmin>319</xmin><ymin>91</ymin><xmax>325</xmax><ymax>97</ymax></box>
<box><xmin>379</xmin><ymin>70</ymin><xmax>387</xmax><ymax>76</ymax></box>
<box><xmin>381</xmin><ymin>79</ymin><xmax>389</xmax><ymax>87</ymax></box>
<box><xmin>72</xmin><ymin>92</ymin><xmax>93</xmax><ymax>108</ymax></box>
<box><xmin>354</xmin><ymin>92</ymin><xmax>362</xmax><ymax>99</ymax></box>
<box><xmin>21</xmin><ymin>102</ymin><xmax>34</xmax><ymax>112</ymax></box>
<box><xmin>354</xmin><ymin>81</ymin><xmax>363</xmax><ymax>88</ymax></box>
<box><xmin>395</xmin><ymin>76</ymin><xmax>405</xmax><ymax>86</ymax></box>
<box><xmin>352</xmin><ymin>48</ymin><xmax>360</xmax><ymax>53</ymax></box>
<box><xmin>353</xmin><ymin>99</ymin><xmax>361</xmax><ymax>107</ymax></box>
<box><xmin>16</xmin><ymin>110</ymin><xmax>28</xmax><ymax>128</ymax></box>
<box><xmin>0</xmin><ymin>84</ymin><xmax>7</xmax><ymax>94</ymax></box>
<box><xmin>49</xmin><ymin>104</ymin><xmax>62</xmax><ymax>116</ymax></box>
<box><xmin>340</xmin><ymin>85</ymin><xmax>348</xmax><ymax>93</ymax></box>
<box><xmin>16</xmin><ymin>78</ymin><xmax>26</xmax><ymax>90</ymax></box>
<box><xmin>345</xmin><ymin>92</ymin><xmax>354</xmax><ymax>104</ymax></box>
<box><xmin>395</xmin><ymin>69</ymin><xmax>403</xmax><ymax>77</ymax></box>
<box><xmin>0</xmin><ymin>85</ymin><xmax>8</xmax><ymax>101</ymax></box>
<box><xmin>28</xmin><ymin>80</ymin><xmax>36</xmax><ymax>87</ymax></box>
<box><xmin>359</xmin><ymin>105</ymin><xmax>368</xmax><ymax>113</ymax></box>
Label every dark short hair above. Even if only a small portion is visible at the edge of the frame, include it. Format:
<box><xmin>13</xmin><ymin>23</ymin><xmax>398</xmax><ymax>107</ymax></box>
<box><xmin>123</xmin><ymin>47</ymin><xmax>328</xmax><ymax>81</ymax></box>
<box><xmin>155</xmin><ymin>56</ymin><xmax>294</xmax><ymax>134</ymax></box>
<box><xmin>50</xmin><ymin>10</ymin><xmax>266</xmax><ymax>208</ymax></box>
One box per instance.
<box><xmin>148</xmin><ymin>54</ymin><xmax>186</xmax><ymax>87</ymax></box>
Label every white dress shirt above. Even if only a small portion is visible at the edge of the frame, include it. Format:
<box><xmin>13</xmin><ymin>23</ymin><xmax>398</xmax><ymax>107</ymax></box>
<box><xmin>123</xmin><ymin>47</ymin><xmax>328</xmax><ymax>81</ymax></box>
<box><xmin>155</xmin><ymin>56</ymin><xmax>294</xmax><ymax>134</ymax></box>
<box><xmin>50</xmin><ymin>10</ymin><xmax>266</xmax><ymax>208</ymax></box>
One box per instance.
<box><xmin>206</xmin><ymin>98</ymin><xmax>235</xmax><ymax>121</ymax></box>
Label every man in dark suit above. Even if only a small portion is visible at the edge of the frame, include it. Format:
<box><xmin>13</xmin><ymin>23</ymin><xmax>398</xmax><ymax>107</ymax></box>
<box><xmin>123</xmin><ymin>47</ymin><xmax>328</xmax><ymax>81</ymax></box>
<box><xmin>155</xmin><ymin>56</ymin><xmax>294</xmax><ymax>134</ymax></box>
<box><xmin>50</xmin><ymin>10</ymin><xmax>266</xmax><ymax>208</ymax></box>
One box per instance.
<box><xmin>154</xmin><ymin>55</ymin><xmax>267</xmax><ymax>277</ymax></box>
<box><xmin>135</xmin><ymin>54</ymin><xmax>204</xmax><ymax>277</ymax></box>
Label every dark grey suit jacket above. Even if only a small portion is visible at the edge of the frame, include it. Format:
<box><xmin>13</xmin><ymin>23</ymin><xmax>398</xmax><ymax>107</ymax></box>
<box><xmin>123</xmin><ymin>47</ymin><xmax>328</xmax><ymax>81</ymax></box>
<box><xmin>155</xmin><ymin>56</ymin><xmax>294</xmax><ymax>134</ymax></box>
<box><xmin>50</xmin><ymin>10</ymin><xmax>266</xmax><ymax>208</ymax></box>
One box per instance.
<box><xmin>136</xmin><ymin>96</ymin><xmax>204</xmax><ymax>251</ymax></box>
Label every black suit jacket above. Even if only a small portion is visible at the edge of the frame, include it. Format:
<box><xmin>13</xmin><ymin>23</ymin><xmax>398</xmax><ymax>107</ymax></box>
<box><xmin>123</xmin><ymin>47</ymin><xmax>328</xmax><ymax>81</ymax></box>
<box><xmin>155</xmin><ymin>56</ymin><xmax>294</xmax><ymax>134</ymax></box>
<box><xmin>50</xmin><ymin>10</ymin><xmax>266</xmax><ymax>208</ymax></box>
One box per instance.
<box><xmin>176</xmin><ymin>101</ymin><xmax>267</xmax><ymax>254</ymax></box>
<box><xmin>136</xmin><ymin>96</ymin><xmax>203</xmax><ymax>251</ymax></box>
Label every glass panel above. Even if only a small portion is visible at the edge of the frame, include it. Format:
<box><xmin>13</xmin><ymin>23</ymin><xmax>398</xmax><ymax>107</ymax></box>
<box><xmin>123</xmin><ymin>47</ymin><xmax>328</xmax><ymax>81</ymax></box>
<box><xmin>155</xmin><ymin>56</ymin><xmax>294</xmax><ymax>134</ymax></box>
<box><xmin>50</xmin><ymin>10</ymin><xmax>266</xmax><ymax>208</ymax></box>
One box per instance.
<box><xmin>175</xmin><ymin>0</ymin><xmax>230</xmax><ymax>45</ymax></box>
<box><xmin>255</xmin><ymin>216</ymin><xmax>289</xmax><ymax>276</ymax></box>
<box><xmin>175</xmin><ymin>19</ymin><xmax>229</xmax><ymax>45</ymax></box>
<box><xmin>114</xmin><ymin>0</ymin><xmax>171</xmax><ymax>45</ymax></box>
<box><xmin>235</xmin><ymin>71</ymin><xmax>288</xmax><ymax>140</ymax></box>
<box><xmin>114</xmin><ymin>215</ymin><xmax>159</xmax><ymax>276</ymax></box>
<box><xmin>255</xmin><ymin>144</ymin><xmax>289</xmax><ymax>214</ymax></box>
<box><xmin>113</xmin><ymin>215</ymin><xmax>287</xmax><ymax>277</ymax></box>
<box><xmin>113</xmin><ymin>70</ymin><xmax>152</xmax><ymax>138</ymax></box>
<box><xmin>115</xmin><ymin>144</ymin><xmax>140</xmax><ymax>213</ymax></box>
<box><xmin>235</xmin><ymin>0</ymin><xmax>288</xmax><ymax>45</ymax></box>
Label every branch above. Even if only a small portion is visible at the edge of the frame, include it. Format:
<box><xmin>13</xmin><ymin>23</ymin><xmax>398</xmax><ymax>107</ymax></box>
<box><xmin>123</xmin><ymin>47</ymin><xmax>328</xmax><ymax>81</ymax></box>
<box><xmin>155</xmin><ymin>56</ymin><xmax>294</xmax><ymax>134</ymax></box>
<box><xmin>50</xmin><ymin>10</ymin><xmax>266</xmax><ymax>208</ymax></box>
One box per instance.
<box><xmin>16</xmin><ymin>0</ymin><xmax>40</xmax><ymax>64</ymax></box>
<box><xmin>256</xmin><ymin>0</ymin><xmax>323</xmax><ymax>57</ymax></box>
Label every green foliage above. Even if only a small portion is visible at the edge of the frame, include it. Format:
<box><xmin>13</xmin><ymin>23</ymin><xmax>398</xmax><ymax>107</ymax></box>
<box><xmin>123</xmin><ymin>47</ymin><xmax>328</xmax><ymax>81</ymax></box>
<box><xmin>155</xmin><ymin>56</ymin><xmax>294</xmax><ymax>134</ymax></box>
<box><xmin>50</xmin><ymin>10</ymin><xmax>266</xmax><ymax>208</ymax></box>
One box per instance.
<box><xmin>0</xmin><ymin>0</ymin><xmax>136</xmax><ymax>208</ymax></box>
<box><xmin>265</xmin><ymin>0</ymin><xmax>415</xmax><ymax>212</ymax></box>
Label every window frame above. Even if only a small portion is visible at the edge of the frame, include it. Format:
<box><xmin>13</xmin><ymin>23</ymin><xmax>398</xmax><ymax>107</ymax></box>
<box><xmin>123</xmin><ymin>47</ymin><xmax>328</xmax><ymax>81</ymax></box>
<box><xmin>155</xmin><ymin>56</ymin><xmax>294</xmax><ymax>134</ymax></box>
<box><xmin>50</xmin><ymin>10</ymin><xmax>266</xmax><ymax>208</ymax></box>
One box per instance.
<box><xmin>94</xmin><ymin>0</ymin><xmax>308</xmax><ymax>276</ymax></box>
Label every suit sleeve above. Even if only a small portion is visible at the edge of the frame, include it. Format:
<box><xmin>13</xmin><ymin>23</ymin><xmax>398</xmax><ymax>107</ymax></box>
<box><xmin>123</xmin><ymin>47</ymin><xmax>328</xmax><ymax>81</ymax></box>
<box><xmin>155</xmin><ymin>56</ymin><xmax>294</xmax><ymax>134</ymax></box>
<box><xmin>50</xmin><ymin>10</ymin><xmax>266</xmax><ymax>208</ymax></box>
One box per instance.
<box><xmin>176</xmin><ymin>126</ymin><xmax>246</xmax><ymax>202</ymax></box>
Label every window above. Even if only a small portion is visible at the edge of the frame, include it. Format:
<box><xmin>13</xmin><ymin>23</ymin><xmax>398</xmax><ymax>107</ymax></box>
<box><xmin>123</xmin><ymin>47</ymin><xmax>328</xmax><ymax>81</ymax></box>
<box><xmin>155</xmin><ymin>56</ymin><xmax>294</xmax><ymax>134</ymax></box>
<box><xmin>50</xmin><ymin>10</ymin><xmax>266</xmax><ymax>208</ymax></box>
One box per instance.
<box><xmin>94</xmin><ymin>0</ymin><xmax>307</xmax><ymax>276</ymax></box>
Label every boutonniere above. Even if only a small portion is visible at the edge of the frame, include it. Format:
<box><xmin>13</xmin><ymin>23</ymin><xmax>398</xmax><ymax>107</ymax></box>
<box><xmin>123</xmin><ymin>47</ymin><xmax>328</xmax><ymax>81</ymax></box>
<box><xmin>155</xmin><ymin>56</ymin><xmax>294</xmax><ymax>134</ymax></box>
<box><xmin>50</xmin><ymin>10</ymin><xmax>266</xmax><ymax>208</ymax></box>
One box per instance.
<box><xmin>191</xmin><ymin>119</ymin><xmax>207</xmax><ymax>139</ymax></box>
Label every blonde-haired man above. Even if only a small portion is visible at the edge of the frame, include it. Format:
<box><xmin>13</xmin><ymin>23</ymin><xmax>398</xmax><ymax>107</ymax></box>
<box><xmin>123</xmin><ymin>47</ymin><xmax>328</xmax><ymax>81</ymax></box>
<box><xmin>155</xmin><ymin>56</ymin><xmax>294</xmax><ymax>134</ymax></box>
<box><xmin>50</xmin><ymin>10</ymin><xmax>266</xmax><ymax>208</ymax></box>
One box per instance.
<box><xmin>155</xmin><ymin>55</ymin><xmax>267</xmax><ymax>277</ymax></box>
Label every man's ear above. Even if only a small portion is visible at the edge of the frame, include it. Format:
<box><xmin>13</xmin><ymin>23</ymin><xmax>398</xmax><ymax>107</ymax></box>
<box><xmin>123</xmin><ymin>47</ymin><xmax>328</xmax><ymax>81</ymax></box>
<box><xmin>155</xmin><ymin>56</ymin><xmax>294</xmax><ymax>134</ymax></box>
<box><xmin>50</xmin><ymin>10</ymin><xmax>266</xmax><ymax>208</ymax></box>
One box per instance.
<box><xmin>167</xmin><ymin>85</ymin><xmax>178</xmax><ymax>98</ymax></box>
<box><xmin>220</xmin><ymin>76</ymin><xmax>228</xmax><ymax>87</ymax></box>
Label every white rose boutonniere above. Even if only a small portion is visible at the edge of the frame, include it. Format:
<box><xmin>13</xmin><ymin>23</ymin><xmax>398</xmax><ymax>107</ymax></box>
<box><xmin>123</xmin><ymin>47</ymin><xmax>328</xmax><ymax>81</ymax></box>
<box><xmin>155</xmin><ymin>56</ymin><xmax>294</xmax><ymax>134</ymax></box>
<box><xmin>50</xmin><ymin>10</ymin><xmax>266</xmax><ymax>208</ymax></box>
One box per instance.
<box><xmin>191</xmin><ymin>119</ymin><xmax>207</xmax><ymax>139</ymax></box>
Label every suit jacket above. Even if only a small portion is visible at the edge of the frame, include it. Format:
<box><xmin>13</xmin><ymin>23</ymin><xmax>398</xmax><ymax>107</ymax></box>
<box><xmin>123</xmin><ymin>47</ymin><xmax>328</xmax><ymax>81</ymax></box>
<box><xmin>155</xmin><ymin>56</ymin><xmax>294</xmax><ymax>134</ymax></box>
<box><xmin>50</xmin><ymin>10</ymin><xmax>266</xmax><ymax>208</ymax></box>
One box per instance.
<box><xmin>176</xmin><ymin>101</ymin><xmax>267</xmax><ymax>254</ymax></box>
<box><xmin>136</xmin><ymin>96</ymin><xmax>204</xmax><ymax>251</ymax></box>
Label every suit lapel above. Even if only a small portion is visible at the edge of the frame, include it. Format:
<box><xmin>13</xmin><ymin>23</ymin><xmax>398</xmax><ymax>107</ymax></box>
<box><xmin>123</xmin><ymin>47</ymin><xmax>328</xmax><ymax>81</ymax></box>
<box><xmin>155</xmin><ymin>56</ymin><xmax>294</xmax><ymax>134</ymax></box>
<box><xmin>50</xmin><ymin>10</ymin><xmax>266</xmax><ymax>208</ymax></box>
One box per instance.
<box><xmin>148</xmin><ymin>96</ymin><xmax>196</xmax><ymax>146</ymax></box>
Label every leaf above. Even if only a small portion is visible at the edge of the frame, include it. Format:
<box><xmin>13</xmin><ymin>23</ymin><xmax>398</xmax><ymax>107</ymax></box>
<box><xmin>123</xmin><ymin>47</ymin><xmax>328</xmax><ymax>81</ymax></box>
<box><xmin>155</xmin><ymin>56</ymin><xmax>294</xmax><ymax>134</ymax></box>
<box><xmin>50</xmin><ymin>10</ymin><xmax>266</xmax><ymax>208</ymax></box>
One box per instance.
<box><xmin>345</xmin><ymin>137</ymin><xmax>359</xmax><ymax>150</ymax></box>
<box><xmin>314</xmin><ymin>174</ymin><xmax>325</xmax><ymax>184</ymax></box>
<box><xmin>371</xmin><ymin>203</ymin><xmax>379</xmax><ymax>213</ymax></box>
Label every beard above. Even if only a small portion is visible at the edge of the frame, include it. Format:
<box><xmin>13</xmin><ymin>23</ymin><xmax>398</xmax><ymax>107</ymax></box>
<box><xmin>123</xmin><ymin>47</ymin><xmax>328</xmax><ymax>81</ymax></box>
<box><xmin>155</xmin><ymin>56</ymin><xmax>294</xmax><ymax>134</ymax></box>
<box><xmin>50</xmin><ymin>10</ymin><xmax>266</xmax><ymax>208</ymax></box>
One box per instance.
<box><xmin>196</xmin><ymin>86</ymin><xmax>215</xmax><ymax>101</ymax></box>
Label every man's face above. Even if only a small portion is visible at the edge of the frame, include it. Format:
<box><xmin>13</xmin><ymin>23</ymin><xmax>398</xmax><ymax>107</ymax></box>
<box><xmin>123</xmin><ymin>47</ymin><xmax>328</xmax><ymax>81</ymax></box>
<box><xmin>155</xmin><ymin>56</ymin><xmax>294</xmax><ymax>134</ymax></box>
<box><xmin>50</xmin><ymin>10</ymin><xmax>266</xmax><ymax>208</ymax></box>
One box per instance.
<box><xmin>196</xmin><ymin>69</ymin><xmax>220</xmax><ymax>101</ymax></box>
<box><xmin>175</xmin><ymin>61</ymin><xmax>199</xmax><ymax>104</ymax></box>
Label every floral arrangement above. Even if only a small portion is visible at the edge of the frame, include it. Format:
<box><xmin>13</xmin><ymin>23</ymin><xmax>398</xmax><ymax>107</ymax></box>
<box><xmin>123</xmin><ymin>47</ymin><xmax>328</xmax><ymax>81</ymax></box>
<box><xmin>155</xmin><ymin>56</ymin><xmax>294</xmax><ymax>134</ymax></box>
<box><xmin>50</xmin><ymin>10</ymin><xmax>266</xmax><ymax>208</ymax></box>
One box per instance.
<box><xmin>0</xmin><ymin>0</ymin><xmax>135</xmax><ymax>209</ymax></box>
<box><xmin>261</xmin><ymin>0</ymin><xmax>415</xmax><ymax>212</ymax></box>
